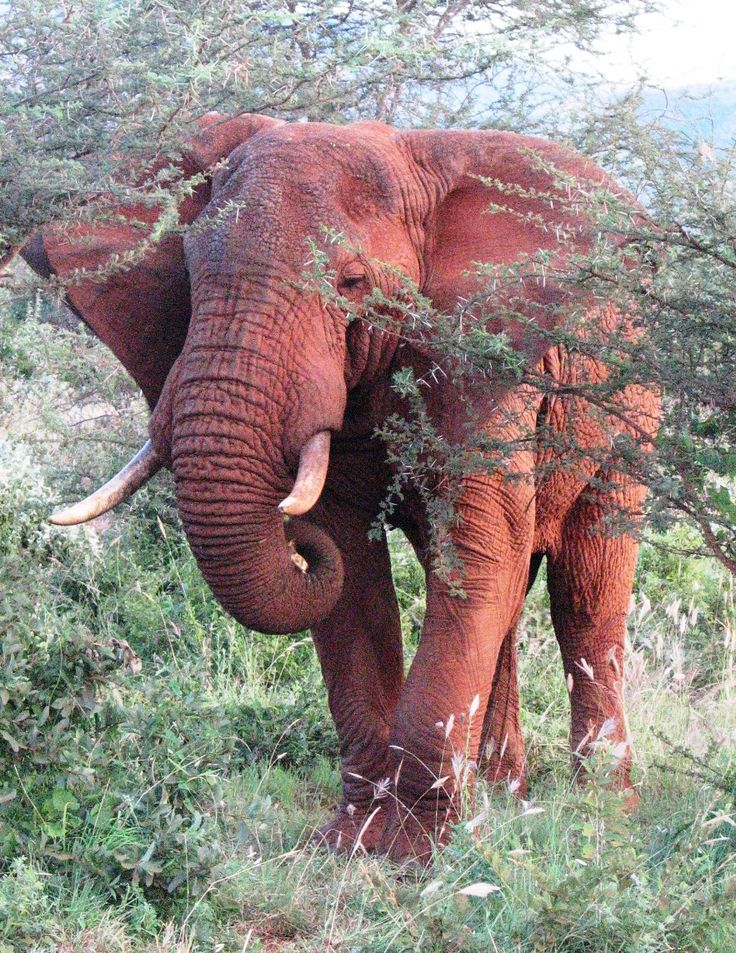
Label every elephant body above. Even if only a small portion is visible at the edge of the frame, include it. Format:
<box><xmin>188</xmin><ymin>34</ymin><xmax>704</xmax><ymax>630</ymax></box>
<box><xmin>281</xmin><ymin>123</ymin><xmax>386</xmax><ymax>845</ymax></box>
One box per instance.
<box><xmin>305</xmin><ymin>336</ymin><xmax>655</xmax><ymax>857</ymax></box>
<box><xmin>18</xmin><ymin>114</ymin><xmax>659</xmax><ymax>862</ymax></box>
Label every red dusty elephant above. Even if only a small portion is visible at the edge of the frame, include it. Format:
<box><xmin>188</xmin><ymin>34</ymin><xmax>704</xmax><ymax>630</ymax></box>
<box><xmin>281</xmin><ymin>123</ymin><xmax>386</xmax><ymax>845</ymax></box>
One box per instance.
<box><xmin>17</xmin><ymin>113</ymin><xmax>659</xmax><ymax>863</ymax></box>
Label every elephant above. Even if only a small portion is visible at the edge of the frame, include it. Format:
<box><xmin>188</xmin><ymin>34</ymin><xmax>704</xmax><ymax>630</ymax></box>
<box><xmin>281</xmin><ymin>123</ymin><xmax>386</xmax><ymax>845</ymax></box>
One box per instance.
<box><xmin>16</xmin><ymin>112</ymin><xmax>659</xmax><ymax>863</ymax></box>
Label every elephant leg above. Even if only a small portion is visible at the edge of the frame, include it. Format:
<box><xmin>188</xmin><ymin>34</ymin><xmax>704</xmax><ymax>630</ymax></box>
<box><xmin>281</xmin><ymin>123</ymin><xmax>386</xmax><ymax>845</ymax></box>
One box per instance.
<box><xmin>478</xmin><ymin>624</ymin><xmax>526</xmax><ymax>794</ymax></box>
<box><xmin>546</xmin><ymin>478</ymin><xmax>644</xmax><ymax>792</ymax></box>
<box><xmin>377</xmin><ymin>477</ymin><xmax>534</xmax><ymax>863</ymax></box>
<box><xmin>479</xmin><ymin>552</ymin><xmax>543</xmax><ymax>794</ymax></box>
<box><xmin>308</xmin><ymin>505</ymin><xmax>404</xmax><ymax>853</ymax></box>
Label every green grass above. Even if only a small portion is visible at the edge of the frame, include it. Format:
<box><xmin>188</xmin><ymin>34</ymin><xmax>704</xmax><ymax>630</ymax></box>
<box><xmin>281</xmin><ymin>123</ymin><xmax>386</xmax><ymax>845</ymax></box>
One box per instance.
<box><xmin>1</xmin><ymin>298</ymin><xmax>735</xmax><ymax>951</ymax></box>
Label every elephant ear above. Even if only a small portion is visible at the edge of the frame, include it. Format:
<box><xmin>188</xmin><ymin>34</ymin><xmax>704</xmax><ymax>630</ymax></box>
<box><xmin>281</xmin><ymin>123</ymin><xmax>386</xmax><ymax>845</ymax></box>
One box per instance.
<box><xmin>401</xmin><ymin>129</ymin><xmax>617</xmax><ymax>363</ymax></box>
<box><xmin>21</xmin><ymin>112</ymin><xmax>282</xmax><ymax>408</ymax></box>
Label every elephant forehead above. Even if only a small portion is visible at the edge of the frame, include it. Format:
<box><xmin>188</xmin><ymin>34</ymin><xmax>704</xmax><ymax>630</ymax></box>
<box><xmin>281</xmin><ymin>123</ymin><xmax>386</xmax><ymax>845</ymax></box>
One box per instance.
<box><xmin>189</xmin><ymin>183</ymin><xmax>346</xmax><ymax>273</ymax></box>
<box><xmin>219</xmin><ymin>127</ymin><xmax>407</xmax><ymax>219</ymax></box>
<box><xmin>189</xmin><ymin>170</ymin><xmax>413</xmax><ymax>278</ymax></box>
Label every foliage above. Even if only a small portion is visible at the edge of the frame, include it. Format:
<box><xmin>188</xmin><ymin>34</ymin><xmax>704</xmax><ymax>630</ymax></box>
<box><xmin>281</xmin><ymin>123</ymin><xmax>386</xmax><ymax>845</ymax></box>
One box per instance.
<box><xmin>3</xmin><ymin>0</ymin><xmax>734</xmax><ymax>570</ymax></box>
<box><xmin>0</xmin><ymin>0</ymin><xmax>652</xmax><ymax>258</ymax></box>
<box><xmin>304</xmin><ymin>115</ymin><xmax>736</xmax><ymax>579</ymax></box>
<box><xmin>476</xmin><ymin>114</ymin><xmax>736</xmax><ymax>572</ymax></box>
<box><xmin>2</xmin><ymin>0</ymin><xmax>736</xmax><ymax>948</ymax></box>
<box><xmin>557</xmin><ymin>108</ymin><xmax>736</xmax><ymax>571</ymax></box>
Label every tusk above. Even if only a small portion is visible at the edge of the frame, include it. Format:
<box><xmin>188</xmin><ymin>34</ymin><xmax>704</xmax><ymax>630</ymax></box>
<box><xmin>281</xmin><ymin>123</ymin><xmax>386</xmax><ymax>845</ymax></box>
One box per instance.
<box><xmin>278</xmin><ymin>431</ymin><xmax>330</xmax><ymax>517</ymax></box>
<box><xmin>49</xmin><ymin>439</ymin><xmax>162</xmax><ymax>526</ymax></box>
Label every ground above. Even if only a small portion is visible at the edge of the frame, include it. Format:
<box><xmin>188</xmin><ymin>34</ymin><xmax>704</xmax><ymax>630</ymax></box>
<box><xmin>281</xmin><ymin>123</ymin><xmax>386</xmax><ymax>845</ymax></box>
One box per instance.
<box><xmin>0</xmin><ymin>296</ymin><xmax>735</xmax><ymax>952</ymax></box>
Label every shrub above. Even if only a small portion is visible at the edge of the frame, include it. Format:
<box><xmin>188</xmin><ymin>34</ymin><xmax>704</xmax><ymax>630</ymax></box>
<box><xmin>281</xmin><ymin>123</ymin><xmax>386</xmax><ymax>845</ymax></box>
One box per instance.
<box><xmin>0</xmin><ymin>858</ymin><xmax>55</xmax><ymax>952</ymax></box>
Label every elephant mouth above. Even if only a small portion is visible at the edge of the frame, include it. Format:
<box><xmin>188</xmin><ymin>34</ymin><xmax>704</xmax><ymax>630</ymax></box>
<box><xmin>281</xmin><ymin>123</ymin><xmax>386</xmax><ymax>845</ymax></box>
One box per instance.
<box><xmin>285</xmin><ymin>520</ymin><xmax>340</xmax><ymax>580</ymax></box>
<box><xmin>288</xmin><ymin>539</ymin><xmax>309</xmax><ymax>572</ymax></box>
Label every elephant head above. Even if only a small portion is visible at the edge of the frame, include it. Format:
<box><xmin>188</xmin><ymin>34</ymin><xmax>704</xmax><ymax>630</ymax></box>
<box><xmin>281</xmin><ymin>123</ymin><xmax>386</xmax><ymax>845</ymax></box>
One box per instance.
<box><xmin>43</xmin><ymin>115</ymin><xmax>615</xmax><ymax>635</ymax></box>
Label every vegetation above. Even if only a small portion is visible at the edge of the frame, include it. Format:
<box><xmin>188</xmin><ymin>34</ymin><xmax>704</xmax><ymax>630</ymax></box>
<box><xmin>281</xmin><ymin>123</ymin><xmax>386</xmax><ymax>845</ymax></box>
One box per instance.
<box><xmin>0</xmin><ymin>296</ymin><xmax>734</xmax><ymax>951</ymax></box>
<box><xmin>2</xmin><ymin>0</ymin><xmax>736</xmax><ymax>949</ymax></box>
<box><xmin>2</xmin><ymin>0</ymin><xmax>734</xmax><ymax>572</ymax></box>
<box><xmin>0</xmin><ymin>0</ymin><xmax>652</xmax><ymax>253</ymax></box>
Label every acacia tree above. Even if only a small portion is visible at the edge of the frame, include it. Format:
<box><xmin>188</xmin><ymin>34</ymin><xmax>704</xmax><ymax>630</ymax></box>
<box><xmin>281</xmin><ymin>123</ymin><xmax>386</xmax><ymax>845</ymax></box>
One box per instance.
<box><xmin>565</xmin><ymin>103</ymin><xmax>736</xmax><ymax>572</ymax></box>
<box><xmin>3</xmin><ymin>0</ymin><xmax>734</xmax><ymax>575</ymax></box>
<box><xmin>0</xmin><ymin>0</ymin><xmax>652</xmax><ymax>255</ymax></box>
<box><xmin>310</xmin><ymin>99</ymin><xmax>736</xmax><ymax>580</ymax></box>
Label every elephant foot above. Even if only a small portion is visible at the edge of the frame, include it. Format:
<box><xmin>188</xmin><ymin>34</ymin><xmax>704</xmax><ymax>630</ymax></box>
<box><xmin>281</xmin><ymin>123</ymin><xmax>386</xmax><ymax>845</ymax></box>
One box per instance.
<box><xmin>480</xmin><ymin>753</ymin><xmax>527</xmax><ymax>798</ymax></box>
<box><xmin>312</xmin><ymin>803</ymin><xmax>387</xmax><ymax>855</ymax></box>
<box><xmin>375</xmin><ymin>801</ymin><xmax>455</xmax><ymax>867</ymax></box>
<box><xmin>479</xmin><ymin>725</ymin><xmax>527</xmax><ymax>797</ymax></box>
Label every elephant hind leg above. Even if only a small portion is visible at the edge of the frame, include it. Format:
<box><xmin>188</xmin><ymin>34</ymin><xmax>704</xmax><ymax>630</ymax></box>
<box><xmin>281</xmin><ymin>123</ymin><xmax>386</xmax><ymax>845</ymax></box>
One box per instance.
<box><xmin>478</xmin><ymin>552</ymin><xmax>543</xmax><ymax>795</ymax></box>
<box><xmin>547</xmin><ymin>477</ymin><xmax>645</xmax><ymax>791</ymax></box>
<box><xmin>478</xmin><ymin>624</ymin><xmax>527</xmax><ymax>795</ymax></box>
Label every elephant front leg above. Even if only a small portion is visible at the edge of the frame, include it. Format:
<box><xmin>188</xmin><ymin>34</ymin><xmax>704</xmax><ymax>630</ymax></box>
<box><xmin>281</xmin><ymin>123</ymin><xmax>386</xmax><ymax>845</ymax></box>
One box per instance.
<box><xmin>377</xmin><ymin>504</ymin><xmax>533</xmax><ymax>863</ymax></box>
<box><xmin>309</xmin><ymin>507</ymin><xmax>404</xmax><ymax>853</ymax></box>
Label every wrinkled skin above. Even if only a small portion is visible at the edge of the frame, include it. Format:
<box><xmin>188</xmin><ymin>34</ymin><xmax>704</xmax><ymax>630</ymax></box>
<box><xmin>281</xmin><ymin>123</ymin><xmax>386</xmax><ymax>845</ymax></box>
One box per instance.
<box><xmin>19</xmin><ymin>113</ymin><xmax>659</xmax><ymax>863</ymax></box>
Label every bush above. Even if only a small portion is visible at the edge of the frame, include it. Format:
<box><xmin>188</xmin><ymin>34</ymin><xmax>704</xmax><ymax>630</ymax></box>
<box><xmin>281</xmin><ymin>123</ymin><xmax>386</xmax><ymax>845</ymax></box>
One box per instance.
<box><xmin>0</xmin><ymin>447</ymin><xmax>339</xmax><ymax>911</ymax></box>
<box><xmin>0</xmin><ymin>469</ymin><xmax>230</xmax><ymax>902</ymax></box>
<box><xmin>0</xmin><ymin>858</ymin><xmax>54</xmax><ymax>952</ymax></box>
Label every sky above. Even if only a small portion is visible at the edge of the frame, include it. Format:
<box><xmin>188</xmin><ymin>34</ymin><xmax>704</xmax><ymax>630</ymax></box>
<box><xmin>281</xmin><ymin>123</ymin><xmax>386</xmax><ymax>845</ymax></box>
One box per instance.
<box><xmin>592</xmin><ymin>0</ymin><xmax>736</xmax><ymax>88</ymax></box>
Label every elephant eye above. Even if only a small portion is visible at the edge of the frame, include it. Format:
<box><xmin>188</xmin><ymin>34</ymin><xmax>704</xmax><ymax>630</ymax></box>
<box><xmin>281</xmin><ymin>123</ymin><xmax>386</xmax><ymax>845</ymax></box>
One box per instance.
<box><xmin>338</xmin><ymin>267</ymin><xmax>369</xmax><ymax>294</ymax></box>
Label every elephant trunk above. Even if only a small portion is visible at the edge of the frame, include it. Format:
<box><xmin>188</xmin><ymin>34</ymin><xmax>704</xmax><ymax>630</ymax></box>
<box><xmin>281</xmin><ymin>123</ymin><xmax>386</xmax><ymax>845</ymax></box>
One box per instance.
<box><xmin>172</xmin><ymin>417</ymin><xmax>344</xmax><ymax>634</ymax></box>
<box><xmin>165</xmin><ymin>293</ymin><xmax>346</xmax><ymax>635</ymax></box>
